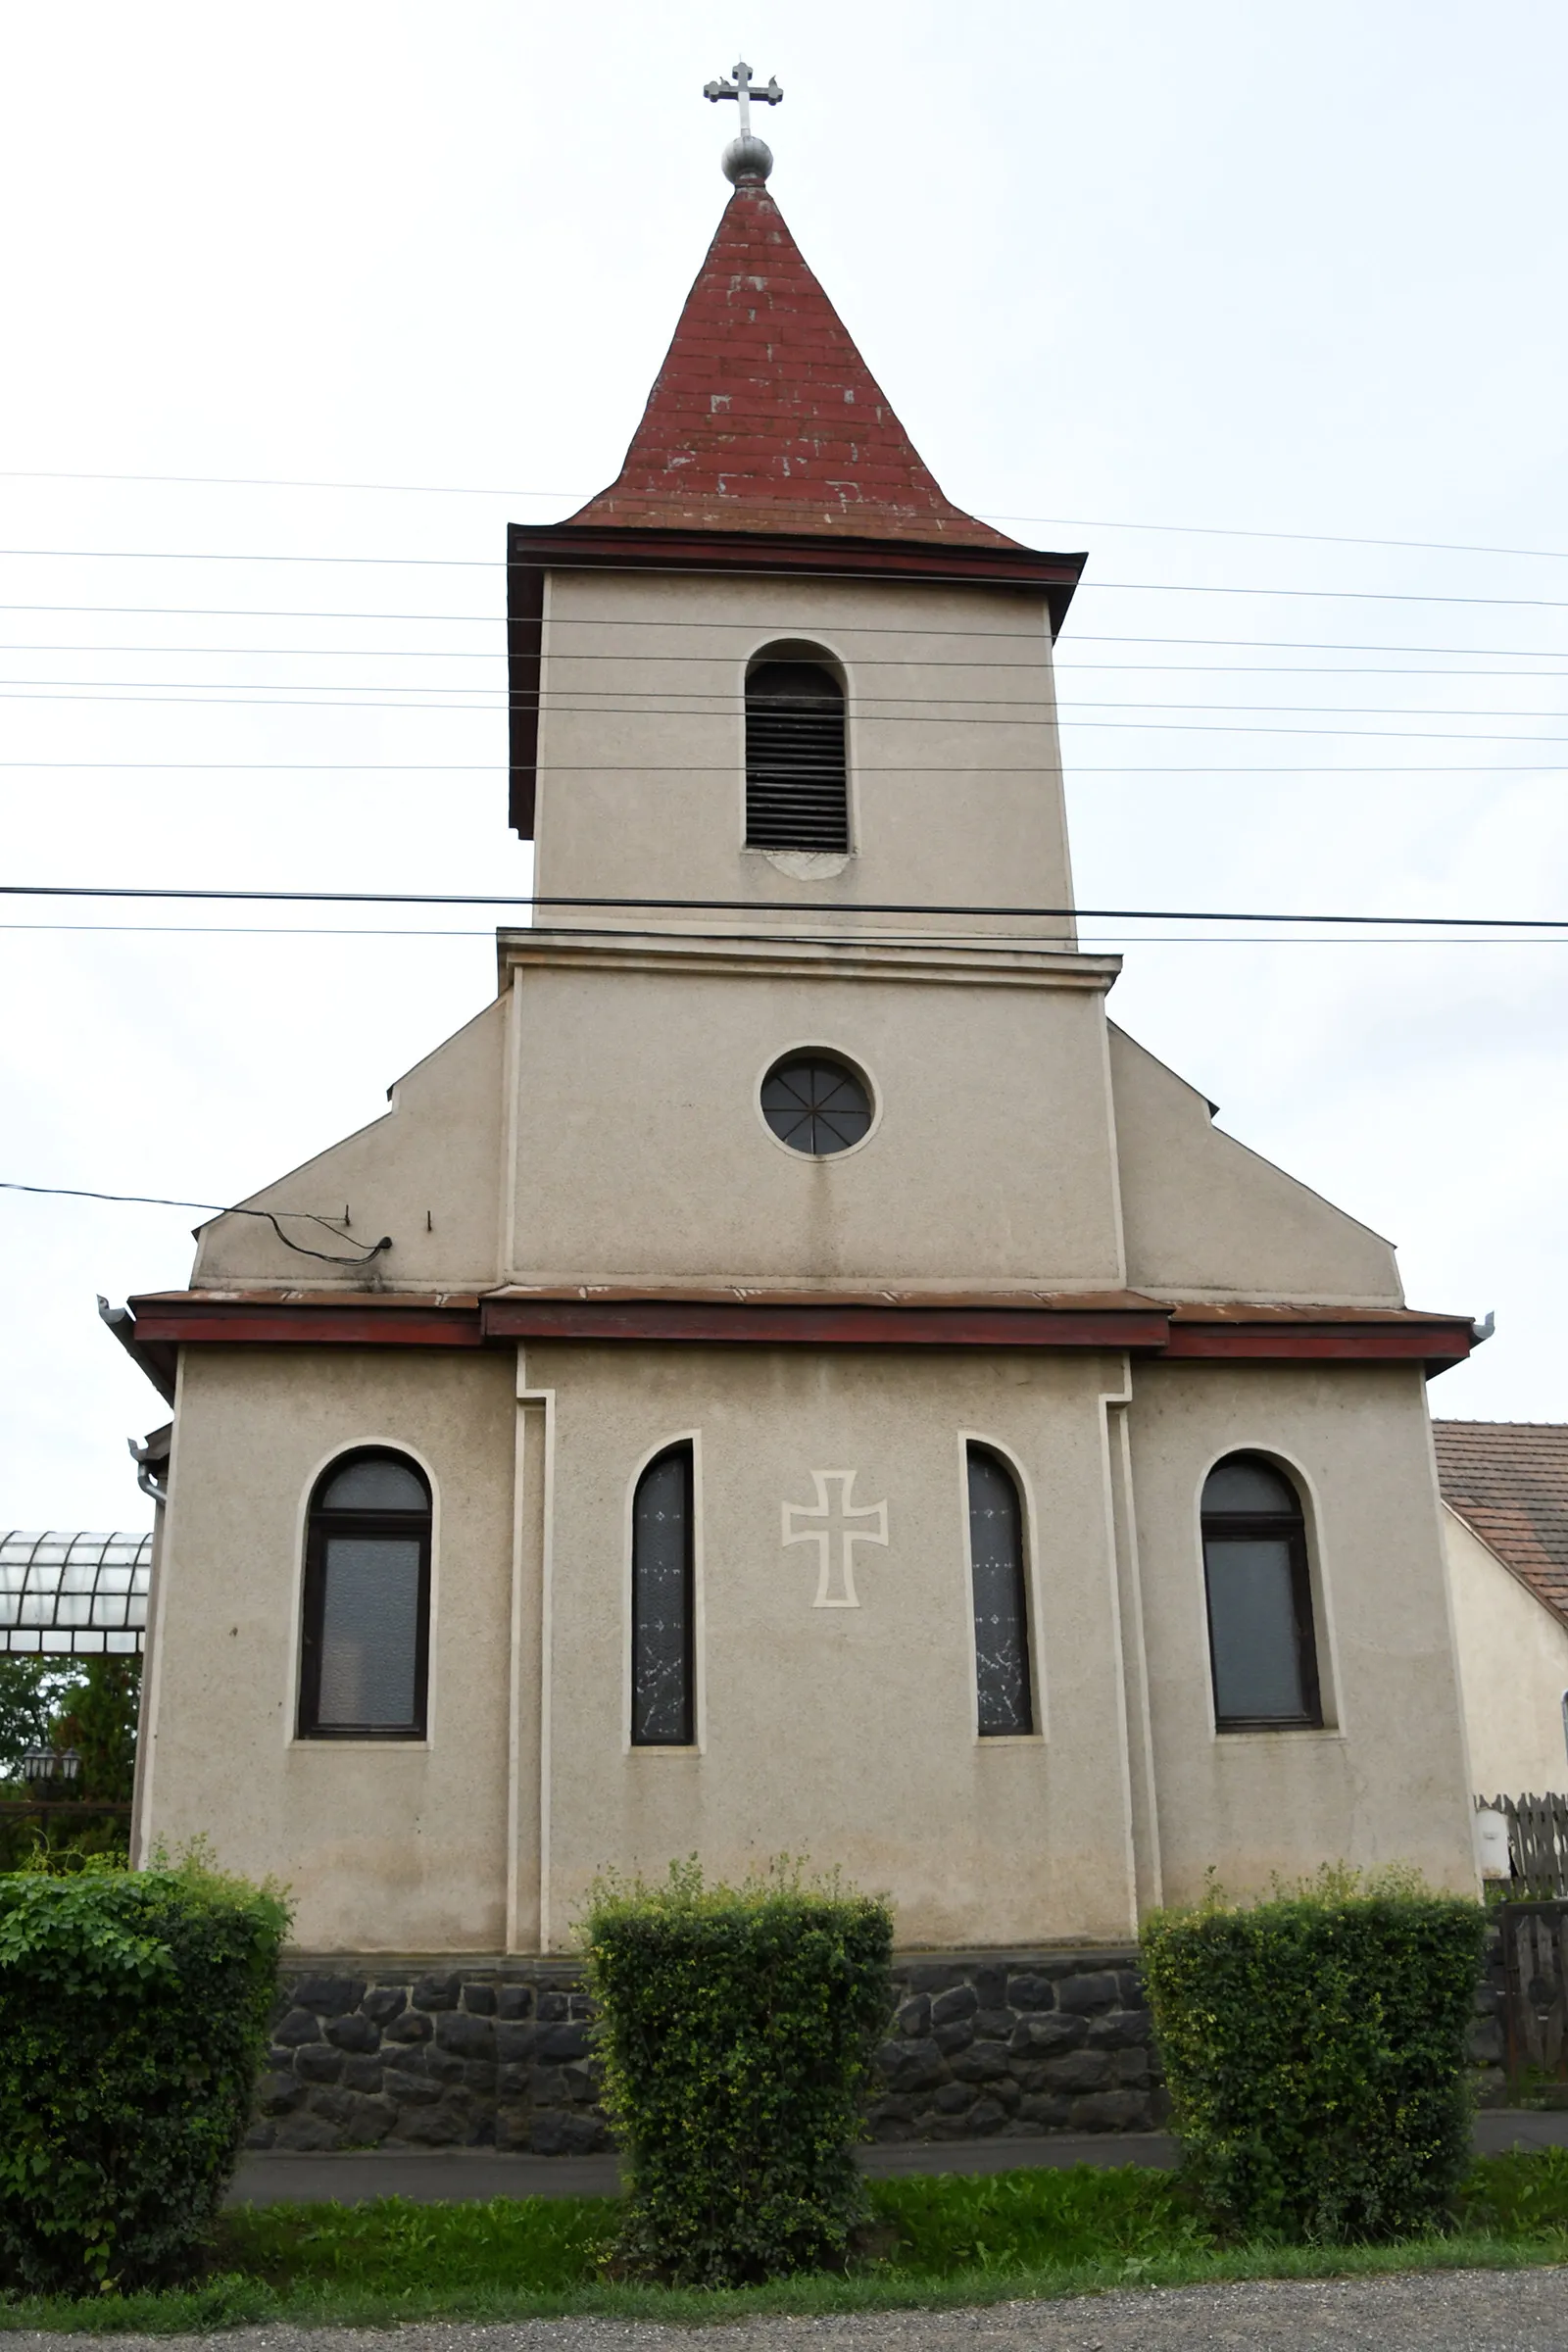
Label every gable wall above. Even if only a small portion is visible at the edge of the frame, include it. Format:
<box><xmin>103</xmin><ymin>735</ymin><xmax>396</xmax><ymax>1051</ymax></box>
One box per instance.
<box><xmin>1445</xmin><ymin>1503</ymin><xmax>1568</xmax><ymax>1798</ymax></box>
<box><xmin>1109</xmin><ymin>1025</ymin><xmax>1402</xmax><ymax>1305</ymax></box>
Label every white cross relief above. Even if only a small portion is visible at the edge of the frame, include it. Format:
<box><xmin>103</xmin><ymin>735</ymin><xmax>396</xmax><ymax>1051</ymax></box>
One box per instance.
<box><xmin>782</xmin><ymin>1471</ymin><xmax>889</xmax><ymax>1609</ymax></box>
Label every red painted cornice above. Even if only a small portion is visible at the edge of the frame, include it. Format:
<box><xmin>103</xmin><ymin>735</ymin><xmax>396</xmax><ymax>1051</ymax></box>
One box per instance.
<box><xmin>480</xmin><ymin>1293</ymin><xmax>1168</xmax><ymax>1349</ymax></box>
<box><xmin>119</xmin><ymin>1287</ymin><xmax>1475</xmax><ymax>1375</ymax></box>
<box><xmin>507</xmin><ymin>520</ymin><xmax>1084</xmax><ymax>597</ymax></box>
<box><xmin>126</xmin><ymin>1293</ymin><xmax>484</xmax><ymax>1349</ymax></box>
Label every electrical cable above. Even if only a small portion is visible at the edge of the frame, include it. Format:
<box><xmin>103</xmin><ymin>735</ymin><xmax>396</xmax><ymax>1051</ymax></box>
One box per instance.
<box><xmin>1</xmin><ymin>644</ymin><xmax>1565</xmax><ymax>676</ymax></box>
<box><xmin>0</xmin><ymin>1181</ymin><xmax>392</xmax><ymax>1263</ymax></box>
<box><xmin>7</xmin><ymin>468</ymin><xmax>1568</xmax><ymax>567</ymax></box>
<box><xmin>3</xmin><ymin>760</ymin><xmax>1567</xmax><ymax>774</ymax></box>
<box><xmin>7</xmin><ymin>547</ymin><xmax>1568</xmax><ymax>614</ymax></box>
<box><xmin>0</xmin><ymin>605</ymin><xmax>1563</xmax><ymax>660</ymax></box>
<box><xmin>8</xmin><ymin>677</ymin><xmax>1568</xmax><ymax>720</ymax></box>
<box><xmin>5</xmin><ymin>883</ymin><xmax>1568</xmax><ymax>929</ymax></box>
<box><xmin>4</xmin><ymin>920</ymin><xmax>1563</xmax><ymax>948</ymax></box>
<box><xmin>4</xmin><ymin>684</ymin><xmax>1566</xmax><ymax>739</ymax></box>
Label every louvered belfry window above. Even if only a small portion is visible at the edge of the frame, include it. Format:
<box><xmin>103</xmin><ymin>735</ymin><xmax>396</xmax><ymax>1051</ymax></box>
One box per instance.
<box><xmin>745</xmin><ymin>660</ymin><xmax>850</xmax><ymax>853</ymax></box>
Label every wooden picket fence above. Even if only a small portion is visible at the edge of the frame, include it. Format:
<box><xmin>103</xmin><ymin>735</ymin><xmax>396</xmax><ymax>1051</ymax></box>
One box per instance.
<box><xmin>1479</xmin><ymin>1792</ymin><xmax>1568</xmax><ymax>1900</ymax></box>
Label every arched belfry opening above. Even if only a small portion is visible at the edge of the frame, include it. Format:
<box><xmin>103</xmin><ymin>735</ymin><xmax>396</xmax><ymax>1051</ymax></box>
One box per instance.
<box><xmin>744</xmin><ymin>651</ymin><xmax>850</xmax><ymax>853</ymax></box>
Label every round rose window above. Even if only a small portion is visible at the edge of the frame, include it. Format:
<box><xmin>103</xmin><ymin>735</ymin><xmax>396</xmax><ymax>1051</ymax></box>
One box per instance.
<box><xmin>760</xmin><ymin>1054</ymin><xmax>873</xmax><ymax>1156</ymax></box>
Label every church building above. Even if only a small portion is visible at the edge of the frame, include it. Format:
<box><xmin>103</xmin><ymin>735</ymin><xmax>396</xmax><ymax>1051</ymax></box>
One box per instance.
<box><xmin>112</xmin><ymin>90</ymin><xmax>1484</xmax><ymax>1960</ymax></box>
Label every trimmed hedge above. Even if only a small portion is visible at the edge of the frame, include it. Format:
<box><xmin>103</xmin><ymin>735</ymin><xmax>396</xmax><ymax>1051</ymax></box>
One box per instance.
<box><xmin>582</xmin><ymin>1860</ymin><xmax>894</xmax><ymax>2284</ymax></box>
<box><xmin>0</xmin><ymin>1852</ymin><xmax>288</xmax><ymax>2293</ymax></box>
<box><xmin>1141</xmin><ymin>1868</ymin><xmax>1487</xmax><ymax>2241</ymax></box>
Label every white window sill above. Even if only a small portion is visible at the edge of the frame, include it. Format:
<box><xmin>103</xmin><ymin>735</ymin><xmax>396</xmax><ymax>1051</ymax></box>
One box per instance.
<box><xmin>288</xmin><ymin>1739</ymin><xmax>432</xmax><ymax>1752</ymax></box>
<box><xmin>1211</xmin><ymin>1726</ymin><xmax>1345</xmax><ymax>1745</ymax></box>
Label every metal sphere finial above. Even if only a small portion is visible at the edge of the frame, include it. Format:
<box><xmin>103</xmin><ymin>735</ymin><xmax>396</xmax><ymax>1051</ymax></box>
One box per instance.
<box><xmin>722</xmin><ymin>132</ymin><xmax>774</xmax><ymax>184</ymax></box>
<box><xmin>705</xmin><ymin>61</ymin><xmax>782</xmax><ymax>182</ymax></box>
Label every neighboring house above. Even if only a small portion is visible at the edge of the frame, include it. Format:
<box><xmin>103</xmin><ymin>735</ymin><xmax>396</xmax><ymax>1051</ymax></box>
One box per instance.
<box><xmin>1436</xmin><ymin>1422</ymin><xmax>1568</xmax><ymax>1797</ymax></box>
<box><xmin>104</xmin><ymin>125</ymin><xmax>1486</xmax><ymax>1960</ymax></box>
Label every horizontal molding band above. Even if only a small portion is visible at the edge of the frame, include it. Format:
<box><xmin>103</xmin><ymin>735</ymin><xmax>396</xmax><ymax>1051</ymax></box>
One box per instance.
<box><xmin>122</xmin><ymin>1291</ymin><xmax>1475</xmax><ymax>1372</ymax></box>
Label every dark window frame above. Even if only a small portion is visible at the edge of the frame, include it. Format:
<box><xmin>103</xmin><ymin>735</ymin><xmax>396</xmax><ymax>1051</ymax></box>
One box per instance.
<box><xmin>966</xmin><ymin>1444</ymin><xmax>1036</xmax><ymax>1739</ymax></box>
<box><xmin>1200</xmin><ymin>1453</ymin><xmax>1323</xmax><ymax>1733</ymax></box>
<box><xmin>630</xmin><ymin>1442</ymin><xmax>696</xmax><ymax>1748</ymax></box>
<box><xmin>760</xmin><ymin>1051</ymin><xmax>874</xmax><ymax>1156</ymax></box>
<box><xmin>298</xmin><ymin>1447</ymin><xmax>432</xmax><ymax>1741</ymax></box>
<box><xmin>743</xmin><ymin>655</ymin><xmax>852</xmax><ymax>854</ymax></box>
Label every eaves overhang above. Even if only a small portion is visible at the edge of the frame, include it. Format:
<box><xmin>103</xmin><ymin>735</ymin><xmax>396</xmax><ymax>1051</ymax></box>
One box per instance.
<box><xmin>116</xmin><ymin>1287</ymin><xmax>1476</xmax><ymax>1376</ymax></box>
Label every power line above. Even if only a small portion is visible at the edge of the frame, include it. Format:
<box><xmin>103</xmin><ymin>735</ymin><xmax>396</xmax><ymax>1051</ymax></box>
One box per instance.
<box><xmin>8</xmin><ymin>467</ymin><xmax>1568</xmax><ymax>568</ymax></box>
<box><xmin>4</xmin><ymin>920</ymin><xmax>1561</xmax><ymax>949</ymax></box>
<box><xmin>8</xmin><ymin>548</ymin><xmax>1568</xmax><ymax>615</ymax></box>
<box><xmin>8</xmin><ymin>674</ymin><xmax>1568</xmax><ymax>717</ymax></box>
<box><xmin>0</xmin><ymin>643</ymin><xmax>1564</xmax><ymax>677</ymax></box>
<box><xmin>6</xmin><ymin>677</ymin><xmax>1560</xmax><ymax>729</ymax></box>
<box><xmin>10</xmin><ymin>692</ymin><xmax>1568</xmax><ymax>747</ymax></box>
<box><xmin>0</xmin><ymin>604</ymin><xmax>1564</xmax><ymax>661</ymax></box>
<box><xmin>5</xmin><ymin>883</ymin><xmax>1568</xmax><ymax>929</ymax></box>
<box><xmin>0</xmin><ymin>1182</ymin><xmax>389</xmax><ymax>1263</ymax></box>
<box><xmin>2</xmin><ymin>759</ymin><xmax>1567</xmax><ymax>773</ymax></box>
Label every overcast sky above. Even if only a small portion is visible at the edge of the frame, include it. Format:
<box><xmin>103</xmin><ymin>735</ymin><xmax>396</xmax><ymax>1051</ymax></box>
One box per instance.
<box><xmin>2</xmin><ymin>0</ymin><xmax>1566</xmax><ymax>1529</ymax></box>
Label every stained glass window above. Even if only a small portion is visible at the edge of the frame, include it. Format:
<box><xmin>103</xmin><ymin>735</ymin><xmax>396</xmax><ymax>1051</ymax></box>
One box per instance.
<box><xmin>299</xmin><ymin>1450</ymin><xmax>431</xmax><ymax>1740</ymax></box>
<box><xmin>1201</xmin><ymin>1452</ymin><xmax>1321</xmax><ymax>1730</ymax></box>
<box><xmin>760</xmin><ymin>1054</ymin><xmax>872</xmax><ymax>1155</ymax></box>
<box><xmin>967</xmin><ymin>1447</ymin><xmax>1034</xmax><ymax>1736</ymax></box>
<box><xmin>632</xmin><ymin>1446</ymin><xmax>695</xmax><ymax>1745</ymax></box>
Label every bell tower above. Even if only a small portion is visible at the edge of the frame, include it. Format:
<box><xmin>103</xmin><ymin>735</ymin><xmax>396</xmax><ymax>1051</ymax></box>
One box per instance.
<box><xmin>507</xmin><ymin>84</ymin><xmax>1087</xmax><ymax>941</ymax></box>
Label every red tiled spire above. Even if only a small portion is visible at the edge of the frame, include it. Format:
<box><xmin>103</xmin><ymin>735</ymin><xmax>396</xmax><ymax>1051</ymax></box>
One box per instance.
<box><xmin>570</xmin><ymin>177</ymin><xmax>1018</xmax><ymax>547</ymax></box>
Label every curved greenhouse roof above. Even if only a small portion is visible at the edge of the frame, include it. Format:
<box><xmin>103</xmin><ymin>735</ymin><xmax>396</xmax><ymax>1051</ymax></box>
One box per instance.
<box><xmin>0</xmin><ymin>1532</ymin><xmax>151</xmax><ymax>1654</ymax></box>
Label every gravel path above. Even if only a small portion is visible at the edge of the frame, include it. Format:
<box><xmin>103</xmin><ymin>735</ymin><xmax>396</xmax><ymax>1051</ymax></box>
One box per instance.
<box><xmin>11</xmin><ymin>2270</ymin><xmax>1568</xmax><ymax>2352</ymax></box>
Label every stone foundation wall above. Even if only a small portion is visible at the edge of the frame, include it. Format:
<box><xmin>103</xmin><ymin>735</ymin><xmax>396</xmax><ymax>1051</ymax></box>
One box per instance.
<box><xmin>255</xmin><ymin>1963</ymin><xmax>606</xmax><ymax>2155</ymax></box>
<box><xmin>252</xmin><ymin>1938</ymin><xmax>1507</xmax><ymax>2156</ymax></box>
<box><xmin>251</xmin><ymin>1948</ymin><xmax>1163</xmax><ymax>2155</ymax></box>
<box><xmin>870</xmin><ymin>1950</ymin><xmax>1160</xmax><ymax>2140</ymax></box>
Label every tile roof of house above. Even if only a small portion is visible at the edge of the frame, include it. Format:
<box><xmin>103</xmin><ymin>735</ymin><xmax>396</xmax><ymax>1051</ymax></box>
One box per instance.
<box><xmin>569</xmin><ymin>175</ymin><xmax>1017</xmax><ymax>547</ymax></box>
<box><xmin>1433</xmin><ymin>1421</ymin><xmax>1568</xmax><ymax>1627</ymax></box>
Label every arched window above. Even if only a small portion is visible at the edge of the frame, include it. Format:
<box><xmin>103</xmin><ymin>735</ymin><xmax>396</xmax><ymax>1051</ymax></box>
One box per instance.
<box><xmin>745</xmin><ymin>657</ymin><xmax>849</xmax><ymax>853</ymax></box>
<box><xmin>967</xmin><ymin>1446</ymin><xmax>1034</xmax><ymax>1736</ymax></box>
<box><xmin>1200</xmin><ymin>1453</ymin><xmax>1321</xmax><ymax>1731</ymax></box>
<box><xmin>631</xmin><ymin>1445</ymin><xmax>695</xmax><ymax>1745</ymax></box>
<box><xmin>298</xmin><ymin>1450</ymin><xmax>431</xmax><ymax>1740</ymax></box>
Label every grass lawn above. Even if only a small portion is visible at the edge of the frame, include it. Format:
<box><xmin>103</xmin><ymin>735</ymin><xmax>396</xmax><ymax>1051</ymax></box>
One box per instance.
<box><xmin>4</xmin><ymin>2151</ymin><xmax>1568</xmax><ymax>2332</ymax></box>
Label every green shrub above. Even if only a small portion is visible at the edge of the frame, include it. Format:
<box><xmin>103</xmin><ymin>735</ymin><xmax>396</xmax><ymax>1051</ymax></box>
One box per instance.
<box><xmin>0</xmin><ymin>1849</ymin><xmax>289</xmax><ymax>2294</ymax></box>
<box><xmin>1141</xmin><ymin>1866</ymin><xmax>1487</xmax><ymax>2242</ymax></box>
<box><xmin>581</xmin><ymin>1859</ymin><xmax>893</xmax><ymax>2285</ymax></box>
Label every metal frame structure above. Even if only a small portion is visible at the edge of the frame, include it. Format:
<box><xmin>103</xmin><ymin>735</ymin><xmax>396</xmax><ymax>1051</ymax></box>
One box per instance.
<box><xmin>0</xmin><ymin>1531</ymin><xmax>150</xmax><ymax>1655</ymax></box>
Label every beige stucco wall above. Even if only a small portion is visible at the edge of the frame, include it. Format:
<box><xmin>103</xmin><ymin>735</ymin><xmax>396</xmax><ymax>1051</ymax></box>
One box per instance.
<box><xmin>140</xmin><ymin>1335</ymin><xmax>1477</xmax><ymax>1955</ymax></box>
<box><xmin>504</xmin><ymin>947</ymin><xmax>1126</xmax><ymax>1289</ymax></box>
<box><xmin>139</xmin><ymin>1347</ymin><xmax>520</xmax><ymax>1952</ymax></box>
<box><xmin>1444</xmin><ymin>1504</ymin><xmax>1568</xmax><ymax>1798</ymax></box>
<box><xmin>534</xmin><ymin>570</ymin><xmax>1075</xmax><ymax>939</ymax></box>
<box><xmin>527</xmin><ymin>1341</ymin><xmax>1141</xmax><ymax>1951</ymax></box>
<box><xmin>1109</xmin><ymin>1027</ymin><xmax>1401</xmax><ymax>1306</ymax></box>
<box><xmin>1127</xmin><ymin>1361</ymin><xmax>1477</xmax><ymax>1904</ymax></box>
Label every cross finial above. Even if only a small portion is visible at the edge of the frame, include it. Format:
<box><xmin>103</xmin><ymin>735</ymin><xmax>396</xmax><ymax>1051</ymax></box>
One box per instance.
<box><xmin>704</xmin><ymin>61</ymin><xmax>783</xmax><ymax>184</ymax></box>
